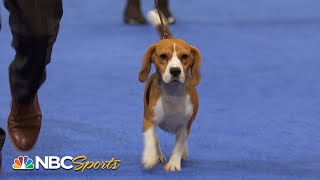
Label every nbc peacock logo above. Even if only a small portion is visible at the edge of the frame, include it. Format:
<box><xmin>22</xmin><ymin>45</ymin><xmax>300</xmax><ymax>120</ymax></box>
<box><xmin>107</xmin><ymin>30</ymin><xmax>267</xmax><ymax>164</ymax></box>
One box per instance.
<box><xmin>12</xmin><ymin>155</ymin><xmax>34</xmax><ymax>170</ymax></box>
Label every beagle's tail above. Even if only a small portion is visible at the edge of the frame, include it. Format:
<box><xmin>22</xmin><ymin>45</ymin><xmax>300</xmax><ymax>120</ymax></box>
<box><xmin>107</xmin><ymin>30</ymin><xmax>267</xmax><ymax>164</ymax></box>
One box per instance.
<box><xmin>147</xmin><ymin>9</ymin><xmax>173</xmax><ymax>39</ymax></box>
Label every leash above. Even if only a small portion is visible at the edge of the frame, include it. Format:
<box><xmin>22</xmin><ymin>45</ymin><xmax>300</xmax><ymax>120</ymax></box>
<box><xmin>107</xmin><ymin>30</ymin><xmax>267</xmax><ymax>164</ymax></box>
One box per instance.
<box><xmin>154</xmin><ymin>0</ymin><xmax>171</xmax><ymax>39</ymax></box>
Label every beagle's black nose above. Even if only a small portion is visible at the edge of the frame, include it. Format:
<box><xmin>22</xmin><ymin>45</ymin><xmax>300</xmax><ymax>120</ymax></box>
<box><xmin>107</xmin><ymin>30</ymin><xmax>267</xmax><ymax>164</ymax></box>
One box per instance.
<box><xmin>170</xmin><ymin>67</ymin><xmax>181</xmax><ymax>77</ymax></box>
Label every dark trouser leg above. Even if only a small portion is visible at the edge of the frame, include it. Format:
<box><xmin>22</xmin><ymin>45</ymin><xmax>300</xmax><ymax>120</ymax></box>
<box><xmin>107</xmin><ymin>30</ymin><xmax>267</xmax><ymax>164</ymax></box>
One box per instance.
<box><xmin>157</xmin><ymin>0</ymin><xmax>175</xmax><ymax>24</ymax></box>
<box><xmin>0</xmin><ymin>128</ymin><xmax>5</xmax><ymax>172</ymax></box>
<box><xmin>5</xmin><ymin>0</ymin><xmax>63</xmax><ymax>151</ymax></box>
<box><xmin>0</xmin><ymin>7</ymin><xmax>4</xmax><ymax>174</ymax></box>
<box><xmin>124</xmin><ymin>0</ymin><xmax>147</xmax><ymax>25</ymax></box>
<box><xmin>4</xmin><ymin>0</ymin><xmax>63</xmax><ymax>104</ymax></box>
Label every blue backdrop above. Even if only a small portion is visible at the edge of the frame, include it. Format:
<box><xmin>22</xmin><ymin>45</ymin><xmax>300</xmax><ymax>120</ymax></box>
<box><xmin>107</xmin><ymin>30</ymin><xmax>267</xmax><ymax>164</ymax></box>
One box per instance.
<box><xmin>0</xmin><ymin>0</ymin><xmax>319</xmax><ymax>179</ymax></box>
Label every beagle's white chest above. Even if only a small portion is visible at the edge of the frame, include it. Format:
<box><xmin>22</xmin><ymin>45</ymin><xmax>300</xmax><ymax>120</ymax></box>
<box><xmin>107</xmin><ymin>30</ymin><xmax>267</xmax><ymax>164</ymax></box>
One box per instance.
<box><xmin>153</xmin><ymin>94</ymin><xmax>193</xmax><ymax>133</ymax></box>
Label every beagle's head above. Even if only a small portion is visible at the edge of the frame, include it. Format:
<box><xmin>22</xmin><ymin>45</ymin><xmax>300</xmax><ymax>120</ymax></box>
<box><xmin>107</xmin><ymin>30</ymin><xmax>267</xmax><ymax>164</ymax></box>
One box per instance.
<box><xmin>139</xmin><ymin>38</ymin><xmax>201</xmax><ymax>85</ymax></box>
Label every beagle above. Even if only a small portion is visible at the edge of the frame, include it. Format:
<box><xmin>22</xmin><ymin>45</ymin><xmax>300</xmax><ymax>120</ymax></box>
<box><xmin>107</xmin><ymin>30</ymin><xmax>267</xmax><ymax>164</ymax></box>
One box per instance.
<box><xmin>138</xmin><ymin>11</ymin><xmax>201</xmax><ymax>171</ymax></box>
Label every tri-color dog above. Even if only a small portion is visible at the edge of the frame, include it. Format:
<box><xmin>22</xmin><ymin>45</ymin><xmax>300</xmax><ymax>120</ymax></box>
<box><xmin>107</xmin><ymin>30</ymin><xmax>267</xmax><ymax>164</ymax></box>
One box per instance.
<box><xmin>138</xmin><ymin>10</ymin><xmax>202</xmax><ymax>171</ymax></box>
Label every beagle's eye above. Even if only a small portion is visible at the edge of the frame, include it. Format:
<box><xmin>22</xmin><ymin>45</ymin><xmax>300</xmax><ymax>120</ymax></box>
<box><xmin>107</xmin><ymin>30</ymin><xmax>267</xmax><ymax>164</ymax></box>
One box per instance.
<box><xmin>159</xmin><ymin>54</ymin><xmax>168</xmax><ymax>60</ymax></box>
<box><xmin>181</xmin><ymin>54</ymin><xmax>189</xmax><ymax>60</ymax></box>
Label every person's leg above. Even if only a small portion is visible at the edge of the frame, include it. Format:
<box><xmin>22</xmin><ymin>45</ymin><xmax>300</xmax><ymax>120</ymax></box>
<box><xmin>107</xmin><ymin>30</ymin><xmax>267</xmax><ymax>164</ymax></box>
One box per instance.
<box><xmin>158</xmin><ymin>0</ymin><xmax>175</xmax><ymax>24</ymax></box>
<box><xmin>124</xmin><ymin>0</ymin><xmax>147</xmax><ymax>25</ymax></box>
<box><xmin>0</xmin><ymin>8</ymin><xmax>2</xmax><ymax>30</ymax></box>
<box><xmin>0</xmin><ymin>128</ymin><xmax>5</xmax><ymax>173</ymax></box>
<box><xmin>0</xmin><ymin>9</ymin><xmax>5</xmax><ymax>174</ymax></box>
<box><xmin>5</xmin><ymin>0</ymin><xmax>63</xmax><ymax>151</ymax></box>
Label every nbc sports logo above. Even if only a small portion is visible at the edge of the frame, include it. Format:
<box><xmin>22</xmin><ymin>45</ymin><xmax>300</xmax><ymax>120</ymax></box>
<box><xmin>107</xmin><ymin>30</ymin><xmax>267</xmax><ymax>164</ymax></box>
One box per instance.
<box><xmin>12</xmin><ymin>155</ymin><xmax>34</xmax><ymax>170</ymax></box>
<box><xmin>12</xmin><ymin>155</ymin><xmax>120</xmax><ymax>172</ymax></box>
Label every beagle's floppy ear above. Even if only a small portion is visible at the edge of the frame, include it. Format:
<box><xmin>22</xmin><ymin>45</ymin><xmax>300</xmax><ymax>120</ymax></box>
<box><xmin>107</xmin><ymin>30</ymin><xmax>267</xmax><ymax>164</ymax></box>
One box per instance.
<box><xmin>139</xmin><ymin>44</ymin><xmax>156</xmax><ymax>82</ymax></box>
<box><xmin>189</xmin><ymin>46</ymin><xmax>202</xmax><ymax>86</ymax></box>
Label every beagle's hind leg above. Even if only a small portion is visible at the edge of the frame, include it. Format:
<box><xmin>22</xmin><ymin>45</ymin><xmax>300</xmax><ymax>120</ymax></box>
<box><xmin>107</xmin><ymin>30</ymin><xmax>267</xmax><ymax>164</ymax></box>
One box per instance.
<box><xmin>182</xmin><ymin>142</ymin><xmax>189</xmax><ymax>161</ymax></box>
<box><xmin>156</xmin><ymin>137</ymin><xmax>166</xmax><ymax>163</ymax></box>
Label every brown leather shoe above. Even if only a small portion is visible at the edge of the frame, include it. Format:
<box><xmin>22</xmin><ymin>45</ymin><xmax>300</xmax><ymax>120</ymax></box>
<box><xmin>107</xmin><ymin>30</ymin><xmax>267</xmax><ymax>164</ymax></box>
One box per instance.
<box><xmin>8</xmin><ymin>96</ymin><xmax>42</xmax><ymax>151</ymax></box>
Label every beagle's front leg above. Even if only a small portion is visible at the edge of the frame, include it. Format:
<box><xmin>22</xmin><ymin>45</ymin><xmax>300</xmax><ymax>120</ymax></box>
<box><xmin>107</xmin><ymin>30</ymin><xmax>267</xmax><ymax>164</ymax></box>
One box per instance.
<box><xmin>164</xmin><ymin>127</ymin><xmax>188</xmax><ymax>171</ymax></box>
<box><xmin>142</xmin><ymin>124</ymin><xmax>166</xmax><ymax>169</ymax></box>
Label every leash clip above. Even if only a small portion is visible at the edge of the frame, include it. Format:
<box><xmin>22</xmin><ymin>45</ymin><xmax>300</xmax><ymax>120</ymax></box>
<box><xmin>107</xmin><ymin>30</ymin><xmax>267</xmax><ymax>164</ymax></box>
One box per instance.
<box><xmin>154</xmin><ymin>0</ymin><xmax>171</xmax><ymax>39</ymax></box>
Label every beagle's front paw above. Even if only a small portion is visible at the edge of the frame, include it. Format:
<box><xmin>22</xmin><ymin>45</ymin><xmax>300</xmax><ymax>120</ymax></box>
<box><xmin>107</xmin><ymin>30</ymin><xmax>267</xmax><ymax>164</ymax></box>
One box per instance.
<box><xmin>142</xmin><ymin>154</ymin><xmax>167</xmax><ymax>169</ymax></box>
<box><xmin>164</xmin><ymin>159</ymin><xmax>181</xmax><ymax>171</ymax></box>
<box><xmin>142</xmin><ymin>153</ymin><xmax>158</xmax><ymax>169</ymax></box>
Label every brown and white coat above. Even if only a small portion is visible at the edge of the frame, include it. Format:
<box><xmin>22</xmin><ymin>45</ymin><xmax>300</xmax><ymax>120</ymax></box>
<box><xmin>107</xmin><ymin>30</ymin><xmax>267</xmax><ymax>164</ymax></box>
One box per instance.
<box><xmin>139</xmin><ymin>38</ymin><xmax>201</xmax><ymax>171</ymax></box>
